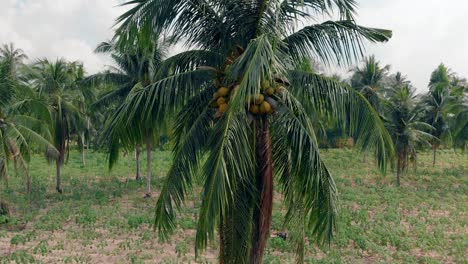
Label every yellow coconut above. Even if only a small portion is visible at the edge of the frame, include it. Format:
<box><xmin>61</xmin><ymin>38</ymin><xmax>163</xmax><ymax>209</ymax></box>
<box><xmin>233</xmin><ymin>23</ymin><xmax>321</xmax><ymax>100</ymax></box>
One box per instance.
<box><xmin>218</xmin><ymin>87</ymin><xmax>229</xmax><ymax>97</ymax></box>
<box><xmin>217</xmin><ymin>97</ymin><xmax>227</xmax><ymax>106</ymax></box>
<box><xmin>265</xmin><ymin>87</ymin><xmax>275</xmax><ymax>96</ymax></box>
<box><xmin>249</xmin><ymin>104</ymin><xmax>260</xmax><ymax>114</ymax></box>
<box><xmin>260</xmin><ymin>101</ymin><xmax>272</xmax><ymax>114</ymax></box>
<box><xmin>213</xmin><ymin>92</ymin><xmax>220</xmax><ymax>99</ymax></box>
<box><xmin>254</xmin><ymin>94</ymin><xmax>264</xmax><ymax>105</ymax></box>
<box><xmin>219</xmin><ymin>103</ymin><xmax>228</xmax><ymax>113</ymax></box>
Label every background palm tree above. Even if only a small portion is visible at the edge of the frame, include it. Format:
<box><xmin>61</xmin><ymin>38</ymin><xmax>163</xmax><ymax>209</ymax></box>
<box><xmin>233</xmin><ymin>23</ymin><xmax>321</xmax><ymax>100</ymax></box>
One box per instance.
<box><xmin>20</xmin><ymin>59</ymin><xmax>85</xmax><ymax>193</ymax></box>
<box><xmin>116</xmin><ymin>0</ymin><xmax>394</xmax><ymax>262</ymax></box>
<box><xmin>0</xmin><ymin>59</ymin><xmax>57</xmax><ymax>194</ymax></box>
<box><xmin>420</xmin><ymin>64</ymin><xmax>460</xmax><ymax>166</ymax></box>
<box><xmin>383</xmin><ymin>83</ymin><xmax>434</xmax><ymax>186</ymax></box>
<box><xmin>448</xmin><ymin>75</ymin><xmax>468</xmax><ymax>150</ymax></box>
<box><xmin>95</xmin><ymin>35</ymin><xmax>170</xmax><ymax>197</ymax></box>
<box><xmin>350</xmin><ymin>55</ymin><xmax>390</xmax><ymax>112</ymax></box>
<box><xmin>89</xmin><ymin>38</ymin><xmax>169</xmax><ymax>183</ymax></box>
<box><xmin>0</xmin><ymin>43</ymin><xmax>28</xmax><ymax>77</ymax></box>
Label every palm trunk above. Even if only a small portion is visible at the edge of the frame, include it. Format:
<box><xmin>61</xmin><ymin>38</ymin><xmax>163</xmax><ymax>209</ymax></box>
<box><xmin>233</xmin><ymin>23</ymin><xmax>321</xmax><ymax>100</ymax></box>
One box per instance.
<box><xmin>432</xmin><ymin>144</ymin><xmax>437</xmax><ymax>167</ymax></box>
<box><xmin>145</xmin><ymin>136</ymin><xmax>152</xmax><ymax>198</ymax></box>
<box><xmin>83</xmin><ymin>117</ymin><xmax>91</xmax><ymax>165</ymax></box>
<box><xmin>412</xmin><ymin>152</ymin><xmax>418</xmax><ymax>173</ymax></box>
<box><xmin>396</xmin><ymin>153</ymin><xmax>401</xmax><ymax>187</ymax></box>
<box><xmin>86</xmin><ymin>117</ymin><xmax>90</xmax><ymax>152</ymax></box>
<box><xmin>135</xmin><ymin>146</ymin><xmax>141</xmax><ymax>181</ymax></box>
<box><xmin>56</xmin><ymin>159</ymin><xmax>62</xmax><ymax>193</ymax></box>
<box><xmin>26</xmin><ymin>169</ymin><xmax>31</xmax><ymax>195</ymax></box>
<box><xmin>81</xmin><ymin>138</ymin><xmax>86</xmax><ymax>166</ymax></box>
<box><xmin>249</xmin><ymin>118</ymin><xmax>273</xmax><ymax>264</ymax></box>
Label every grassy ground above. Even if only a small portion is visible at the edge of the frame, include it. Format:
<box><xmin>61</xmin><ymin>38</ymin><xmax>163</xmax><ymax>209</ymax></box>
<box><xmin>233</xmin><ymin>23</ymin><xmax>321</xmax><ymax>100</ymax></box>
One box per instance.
<box><xmin>0</xmin><ymin>149</ymin><xmax>466</xmax><ymax>263</ymax></box>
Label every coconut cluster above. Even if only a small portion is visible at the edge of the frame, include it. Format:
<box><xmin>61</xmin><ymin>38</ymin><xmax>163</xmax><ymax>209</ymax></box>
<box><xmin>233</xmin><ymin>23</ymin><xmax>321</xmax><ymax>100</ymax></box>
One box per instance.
<box><xmin>247</xmin><ymin>80</ymin><xmax>285</xmax><ymax>115</ymax></box>
<box><xmin>210</xmin><ymin>79</ymin><xmax>286</xmax><ymax>117</ymax></box>
<box><xmin>210</xmin><ymin>86</ymin><xmax>231</xmax><ymax>115</ymax></box>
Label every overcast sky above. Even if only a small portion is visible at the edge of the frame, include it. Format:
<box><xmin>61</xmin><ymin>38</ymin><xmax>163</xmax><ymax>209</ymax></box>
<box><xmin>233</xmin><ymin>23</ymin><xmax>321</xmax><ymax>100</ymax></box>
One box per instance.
<box><xmin>1</xmin><ymin>0</ymin><xmax>466</xmax><ymax>93</ymax></box>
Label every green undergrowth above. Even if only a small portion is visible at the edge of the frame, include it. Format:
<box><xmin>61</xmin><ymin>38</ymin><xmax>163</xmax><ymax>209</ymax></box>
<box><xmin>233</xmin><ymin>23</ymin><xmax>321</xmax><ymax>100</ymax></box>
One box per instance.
<box><xmin>0</xmin><ymin>149</ymin><xmax>466</xmax><ymax>263</ymax></box>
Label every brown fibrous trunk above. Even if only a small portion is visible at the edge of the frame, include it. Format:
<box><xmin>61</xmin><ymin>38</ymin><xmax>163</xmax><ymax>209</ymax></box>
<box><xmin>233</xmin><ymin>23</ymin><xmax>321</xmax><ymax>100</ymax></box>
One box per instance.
<box><xmin>135</xmin><ymin>146</ymin><xmax>141</xmax><ymax>181</ymax></box>
<box><xmin>145</xmin><ymin>136</ymin><xmax>152</xmax><ymax>198</ymax></box>
<box><xmin>56</xmin><ymin>159</ymin><xmax>62</xmax><ymax>193</ymax></box>
<box><xmin>249</xmin><ymin>118</ymin><xmax>273</xmax><ymax>264</ymax></box>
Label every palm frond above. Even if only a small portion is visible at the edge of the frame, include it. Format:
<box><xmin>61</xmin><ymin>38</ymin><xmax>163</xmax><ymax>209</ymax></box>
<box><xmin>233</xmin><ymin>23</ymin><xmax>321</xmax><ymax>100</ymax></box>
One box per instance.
<box><xmin>144</xmin><ymin>69</ymin><xmax>214</xmax><ymax>122</ymax></box>
<box><xmin>272</xmin><ymin>90</ymin><xmax>338</xmax><ymax>251</ymax></box>
<box><xmin>195</xmin><ymin>99</ymin><xmax>255</xmax><ymax>254</ymax></box>
<box><xmin>155</xmin><ymin>50</ymin><xmax>224</xmax><ymax>78</ymax></box>
<box><xmin>283</xmin><ymin>21</ymin><xmax>392</xmax><ymax>65</ymax></box>
<box><xmin>154</xmin><ymin>96</ymin><xmax>213</xmax><ymax>241</ymax></box>
<box><xmin>288</xmin><ymin>70</ymin><xmax>394</xmax><ymax>171</ymax></box>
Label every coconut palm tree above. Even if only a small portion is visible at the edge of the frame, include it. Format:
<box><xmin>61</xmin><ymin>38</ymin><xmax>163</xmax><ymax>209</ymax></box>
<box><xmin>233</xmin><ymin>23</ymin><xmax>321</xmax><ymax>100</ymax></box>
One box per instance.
<box><xmin>0</xmin><ymin>60</ymin><xmax>57</xmax><ymax>193</ymax></box>
<box><xmin>19</xmin><ymin>59</ymin><xmax>84</xmax><ymax>193</ymax></box>
<box><xmin>103</xmin><ymin>83</ymin><xmax>166</xmax><ymax>198</ymax></box>
<box><xmin>383</xmin><ymin>84</ymin><xmax>434</xmax><ymax>186</ymax></box>
<box><xmin>116</xmin><ymin>1</ymin><xmax>394</xmax><ymax>262</ymax></box>
<box><xmin>90</xmin><ymin>39</ymin><xmax>156</xmax><ymax>181</ymax></box>
<box><xmin>450</xmin><ymin>106</ymin><xmax>468</xmax><ymax>151</ymax></box>
<box><xmin>447</xmin><ymin>75</ymin><xmax>468</xmax><ymax>150</ymax></box>
<box><xmin>91</xmin><ymin>36</ymin><xmax>170</xmax><ymax>196</ymax></box>
<box><xmin>420</xmin><ymin>64</ymin><xmax>460</xmax><ymax>166</ymax></box>
<box><xmin>66</xmin><ymin>62</ymin><xmax>96</xmax><ymax>166</ymax></box>
<box><xmin>0</xmin><ymin>43</ymin><xmax>28</xmax><ymax>77</ymax></box>
<box><xmin>450</xmin><ymin>75</ymin><xmax>467</xmax><ymax>99</ymax></box>
<box><xmin>350</xmin><ymin>55</ymin><xmax>390</xmax><ymax>112</ymax></box>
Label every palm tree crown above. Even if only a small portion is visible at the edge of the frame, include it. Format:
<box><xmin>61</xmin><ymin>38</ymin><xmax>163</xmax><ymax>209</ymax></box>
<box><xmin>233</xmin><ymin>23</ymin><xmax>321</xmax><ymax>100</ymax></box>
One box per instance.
<box><xmin>0</xmin><ymin>43</ymin><xmax>28</xmax><ymax>77</ymax></box>
<box><xmin>350</xmin><ymin>55</ymin><xmax>390</xmax><ymax>111</ymax></box>
<box><xmin>115</xmin><ymin>1</ymin><xmax>394</xmax><ymax>262</ymax></box>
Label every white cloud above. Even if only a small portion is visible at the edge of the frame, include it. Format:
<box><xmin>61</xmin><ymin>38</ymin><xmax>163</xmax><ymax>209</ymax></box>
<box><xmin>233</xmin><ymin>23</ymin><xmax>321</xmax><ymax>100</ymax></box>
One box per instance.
<box><xmin>0</xmin><ymin>0</ymin><xmax>125</xmax><ymax>74</ymax></box>
<box><xmin>355</xmin><ymin>0</ymin><xmax>468</xmax><ymax>92</ymax></box>
<box><xmin>1</xmin><ymin>0</ymin><xmax>466</xmax><ymax>93</ymax></box>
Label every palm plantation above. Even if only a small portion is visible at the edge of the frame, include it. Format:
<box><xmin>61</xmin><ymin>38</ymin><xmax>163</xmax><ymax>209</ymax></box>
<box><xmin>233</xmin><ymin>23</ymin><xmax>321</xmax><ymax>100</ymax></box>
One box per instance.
<box><xmin>1</xmin><ymin>1</ymin><xmax>468</xmax><ymax>263</ymax></box>
<box><xmin>115</xmin><ymin>1</ymin><xmax>394</xmax><ymax>262</ymax></box>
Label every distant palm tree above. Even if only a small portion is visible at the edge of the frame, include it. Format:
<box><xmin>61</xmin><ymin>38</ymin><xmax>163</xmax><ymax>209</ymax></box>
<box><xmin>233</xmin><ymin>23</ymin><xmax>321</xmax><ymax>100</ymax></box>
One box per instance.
<box><xmin>350</xmin><ymin>55</ymin><xmax>390</xmax><ymax>111</ymax></box>
<box><xmin>450</xmin><ymin>76</ymin><xmax>467</xmax><ymax>99</ymax></box>
<box><xmin>116</xmin><ymin>1</ymin><xmax>394</xmax><ymax>262</ymax></box>
<box><xmin>20</xmin><ymin>59</ymin><xmax>85</xmax><ymax>193</ymax></box>
<box><xmin>420</xmin><ymin>64</ymin><xmax>459</xmax><ymax>166</ymax></box>
<box><xmin>451</xmin><ymin>107</ymin><xmax>468</xmax><ymax>151</ymax></box>
<box><xmin>383</xmin><ymin>84</ymin><xmax>434</xmax><ymax>186</ymax></box>
<box><xmin>0</xmin><ymin>60</ymin><xmax>57</xmax><ymax>193</ymax></box>
<box><xmin>0</xmin><ymin>43</ymin><xmax>28</xmax><ymax>76</ymax></box>
<box><xmin>94</xmin><ymin>35</ymin><xmax>170</xmax><ymax>197</ymax></box>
